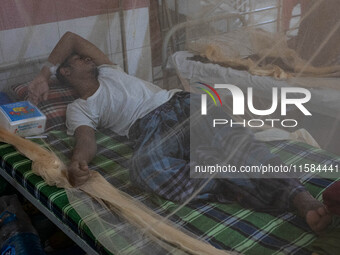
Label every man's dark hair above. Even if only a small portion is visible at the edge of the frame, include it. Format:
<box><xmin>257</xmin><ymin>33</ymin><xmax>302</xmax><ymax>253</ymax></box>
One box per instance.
<box><xmin>56</xmin><ymin>53</ymin><xmax>77</xmax><ymax>85</ymax></box>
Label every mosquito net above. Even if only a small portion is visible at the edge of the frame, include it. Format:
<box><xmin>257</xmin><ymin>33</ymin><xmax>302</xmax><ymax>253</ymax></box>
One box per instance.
<box><xmin>0</xmin><ymin>1</ymin><xmax>339</xmax><ymax>255</ymax></box>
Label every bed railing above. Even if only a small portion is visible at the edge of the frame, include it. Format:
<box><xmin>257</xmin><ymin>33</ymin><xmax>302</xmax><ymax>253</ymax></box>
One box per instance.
<box><xmin>0</xmin><ymin>56</ymin><xmax>47</xmax><ymax>73</ymax></box>
<box><xmin>0</xmin><ymin>57</ymin><xmax>48</xmax><ymax>93</ymax></box>
<box><xmin>161</xmin><ymin>12</ymin><xmax>246</xmax><ymax>69</ymax></box>
<box><xmin>161</xmin><ymin>0</ymin><xmax>304</xmax><ymax>69</ymax></box>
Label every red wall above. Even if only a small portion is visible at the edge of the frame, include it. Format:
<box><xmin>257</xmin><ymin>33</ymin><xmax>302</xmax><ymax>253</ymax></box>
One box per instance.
<box><xmin>0</xmin><ymin>0</ymin><xmax>149</xmax><ymax>31</ymax></box>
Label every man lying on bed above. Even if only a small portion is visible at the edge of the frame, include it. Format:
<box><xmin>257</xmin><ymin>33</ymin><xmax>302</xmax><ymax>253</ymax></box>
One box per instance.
<box><xmin>28</xmin><ymin>32</ymin><xmax>331</xmax><ymax>233</ymax></box>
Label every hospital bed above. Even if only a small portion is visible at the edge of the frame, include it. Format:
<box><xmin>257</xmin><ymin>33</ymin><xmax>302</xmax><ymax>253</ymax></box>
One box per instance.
<box><xmin>162</xmin><ymin>12</ymin><xmax>340</xmax><ymax>155</ymax></box>
<box><xmin>0</xmin><ymin>56</ymin><xmax>340</xmax><ymax>255</ymax></box>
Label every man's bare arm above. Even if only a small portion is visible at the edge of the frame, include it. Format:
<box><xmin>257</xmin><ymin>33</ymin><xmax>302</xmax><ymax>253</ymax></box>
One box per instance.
<box><xmin>28</xmin><ymin>32</ymin><xmax>113</xmax><ymax>104</ymax></box>
<box><xmin>47</xmin><ymin>31</ymin><xmax>113</xmax><ymax>67</ymax></box>
<box><xmin>68</xmin><ymin>125</ymin><xmax>97</xmax><ymax>187</ymax></box>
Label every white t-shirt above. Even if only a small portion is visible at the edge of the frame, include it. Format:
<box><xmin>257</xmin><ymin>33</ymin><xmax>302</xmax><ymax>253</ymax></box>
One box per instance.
<box><xmin>66</xmin><ymin>65</ymin><xmax>180</xmax><ymax>137</ymax></box>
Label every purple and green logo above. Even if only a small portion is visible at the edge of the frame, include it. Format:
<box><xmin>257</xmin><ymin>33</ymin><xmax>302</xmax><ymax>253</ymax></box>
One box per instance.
<box><xmin>194</xmin><ymin>82</ymin><xmax>312</xmax><ymax>128</ymax></box>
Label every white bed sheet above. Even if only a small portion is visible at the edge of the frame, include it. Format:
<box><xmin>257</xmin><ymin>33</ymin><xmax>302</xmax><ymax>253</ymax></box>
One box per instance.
<box><xmin>168</xmin><ymin>51</ymin><xmax>340</xmax><ymax>119</ymax></box>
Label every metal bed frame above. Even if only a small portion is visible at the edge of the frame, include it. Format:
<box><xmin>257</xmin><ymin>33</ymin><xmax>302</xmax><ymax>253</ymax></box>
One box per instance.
<box><xmin>161</xmin><ymin>0</ymin><xmax>297</xmax><ymax>69</ymax></box>
<box><xmin>0</xmin><ymin>166</ymin><xmax>98</xmax><ymax>255</ymax></box>
<box><xmin>161</xmin><ymin>12</ymin><xmax>246</xmax><ymax>69</ymax></box>
<box><xmin>159</xmin><ymin>4</ymin><xmax>340</xmax><ymax>155</ymax></box>
<box><xmin>0</xmin><ymin>58</ymin><xmax>99</xmax><ymax>255</ymax></box>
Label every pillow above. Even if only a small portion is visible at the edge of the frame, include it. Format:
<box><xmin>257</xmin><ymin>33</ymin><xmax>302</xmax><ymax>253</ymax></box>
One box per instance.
<box><xmin>12</xmin><ymin>81</ymin><xmax>78</xmax><ymax>132</ymax></box>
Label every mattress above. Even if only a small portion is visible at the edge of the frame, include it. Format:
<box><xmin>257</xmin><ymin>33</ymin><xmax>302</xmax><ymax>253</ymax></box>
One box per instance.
<box><xmin>1</xmin><ymin>129</ymin><xmax>340</xmax><ymax>254</ymax></box>
<box><xmin>168</xmin><ymin>51</ymin><xmax>340</xmax><ymax>119</ymax></box>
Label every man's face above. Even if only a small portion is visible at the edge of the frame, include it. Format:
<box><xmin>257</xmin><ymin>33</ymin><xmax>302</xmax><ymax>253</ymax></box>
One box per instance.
<box><xmin>67</xmin><ymin>54</ymin><xmax>97</xmax><ymax>74</ymax></box>
<box><xmin>58</xmin><ymin>54</ymin><xmax>99</xmax><ymax>88</ymax></box>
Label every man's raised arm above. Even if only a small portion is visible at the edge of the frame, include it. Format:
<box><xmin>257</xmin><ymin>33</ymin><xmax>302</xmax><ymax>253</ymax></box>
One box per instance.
<box><xmin>28</xmin><ymin>32</ymin><xmax>113</xmax><ymax>104</ymax></box>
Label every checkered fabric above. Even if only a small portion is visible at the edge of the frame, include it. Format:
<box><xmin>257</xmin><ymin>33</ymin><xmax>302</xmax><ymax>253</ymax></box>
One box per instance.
<box><xmin>0</xmin><ymin>130</ymin><xmax>340</xmax><ymax>255</ymax></box>
<box><xmin>129</xmin><ymin>92</ymin><xmax>306</xmax><ymax>213</ymax></box>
